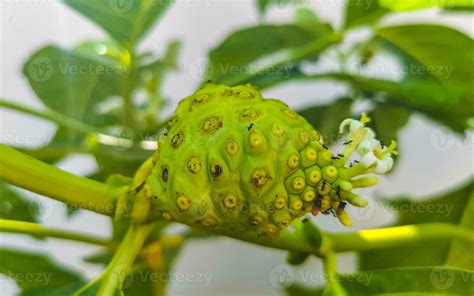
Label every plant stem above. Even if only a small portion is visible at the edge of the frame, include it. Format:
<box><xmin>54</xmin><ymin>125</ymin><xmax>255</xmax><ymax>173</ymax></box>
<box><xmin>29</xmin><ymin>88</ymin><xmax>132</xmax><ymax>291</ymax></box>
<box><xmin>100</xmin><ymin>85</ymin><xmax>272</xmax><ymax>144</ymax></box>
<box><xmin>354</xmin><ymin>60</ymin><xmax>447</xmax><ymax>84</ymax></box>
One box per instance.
<box><xmin>0</xmin><ymin>99</ymin><xmax>102</xmax><ymax>135</ymax></box>
<box><xmin>214</xmin><ymin>226</ymin><xmax>327</xmax><ymax>256</ymax></box>
<box><xmin>327</xmin><ymin>223</ymin><xmax>474</xmax><ymax>252</ymax></box>
<box><xmin>213</xmin><ymin>223</ymin><xmax>474</xmax><ymax>257</ymax></box>
<box><xmin>0</xmin><ymin>219</ymin><xmax>114</xmax><ymax>247</ymax></box>
<box><xmin>122</xmin><ymin>47</ymin><xmax>137</xmax><ymax>129</ymax></box>
<box><xmin>96</xmin><ymin>223</ymin><xmax>155</xmax><ymax>296</ymax></box>
<box><xmin>0</xmin><ymin>144</ymin><xmax>119</xmax><ymax>216</ymax></box>
<box><xmin>15</xmin><ymin>146</ymin><xmax>89</xmax><ymax>160</ymax></box>
<box><xmin>322</xmin><ymin>251</ymin><xmax>347</xmax><ymax>296</ymax></box>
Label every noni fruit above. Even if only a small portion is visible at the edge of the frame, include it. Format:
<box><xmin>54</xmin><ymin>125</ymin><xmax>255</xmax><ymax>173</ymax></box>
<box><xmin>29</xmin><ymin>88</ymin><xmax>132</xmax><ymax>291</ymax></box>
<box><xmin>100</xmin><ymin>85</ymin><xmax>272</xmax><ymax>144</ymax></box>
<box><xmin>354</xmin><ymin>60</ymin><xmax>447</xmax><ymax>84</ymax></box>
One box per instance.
<box><xmin>136</xmin><ymin>84</ymin><xmax>396</xmax><ymax>237</ymax></box>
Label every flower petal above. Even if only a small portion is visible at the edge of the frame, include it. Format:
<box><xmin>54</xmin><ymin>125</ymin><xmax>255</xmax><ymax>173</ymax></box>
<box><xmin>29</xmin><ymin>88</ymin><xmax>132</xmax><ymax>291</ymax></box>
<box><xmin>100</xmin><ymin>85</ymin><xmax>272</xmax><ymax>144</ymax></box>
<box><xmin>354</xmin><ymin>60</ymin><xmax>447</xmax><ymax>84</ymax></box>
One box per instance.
<box><xmin>363</xmin><ymin>128</ymin><xmax>375</xmax><ymax>140</ymax></box>
<box><xmin>358</xmin><ymin>139</ymin><xmax>380</xmax><ymax>156</ymax></box>
<box><xmin>360</xmin><ymin>151</ymin><xmax>377</xmax><ymax>168</ymax></box>
<box><xmin>350</xmin><ymin>120</ymin><xmax>363</xmax><ymax>133</ymax></box>
<box><xmin>374</xmin><ymin>157</ymin><xmax>394</xmax><ymax>174</ymax></box>
<box><xmin>339</xmin><ymin>119</ymin><xmax>355</xmax><ymax>134</ymax></box>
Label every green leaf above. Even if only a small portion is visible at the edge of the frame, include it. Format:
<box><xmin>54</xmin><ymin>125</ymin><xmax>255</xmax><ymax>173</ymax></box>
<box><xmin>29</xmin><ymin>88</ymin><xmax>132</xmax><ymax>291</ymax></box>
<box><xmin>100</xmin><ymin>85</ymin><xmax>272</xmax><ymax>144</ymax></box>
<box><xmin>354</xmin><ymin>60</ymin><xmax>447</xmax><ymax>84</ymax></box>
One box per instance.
<box><xmin>0</xmin><ymin>182</ymin><xmax>38</xmax><ymax>222</ymax></box>
<box><xmin>379</xmin><ymin>0</ymin><xmax>474</xmax><ymax>11</ymax></box>
<box><xmin>359</xmin><ymin>180</ymin><xmax>474</xmax><ymax>270</ymax></box>
<box><xmin>23</xmin><ymin>42</ymin><xmax>130</xmax><ymax>162</ymax></box>
<box><xmin>343</xmin><ymin>0</ymin><xmax>388</xmax><ymax>29</ymax></box>
<box><xmin>286</xmin><ymin>284</ymin><xmax>322</xmax><ymax>296</ymax></box>
<box><xmin>139</xmin><ymin>40</ymin><xmax>181</xmax><ymax>103</ymax></box>
<box><xmin>255</xmin><ymin>0</ymin><xmax>298</xmax><ymax>16</ymax></box>
<box><xmin>23</xmin><ymin>41</ymin><xmax>129</xmax><ymax>134</ymax></box>
<box><xmin>91</xmin><ymin>140</ymin><xmax>154</xmax><ymax>177</ymax></box>
<box><xmin>23</xmin><ymin>42</ymin><xmax>128</xmax><ymax>123</ymax></box>
<box><xmin>24</xmin><ymin>46</ymin><xmax>101</xmax><ymax>120</ymax></box>
<box><xmin>206</xmin><ymin>22</ymin><xmax>335</xmax><ymax>88</ymax></box>
<box><xmin>298</xmin><ymin>98</ymin><xmax>353</xmax><ymax>145</ymax></box>
<box><xmin>21</xmin><ymin>282</ymin><xmax>89</xmax><ymax>296</ymax></box>
<box><xmin>140</xmin><ymin>41</ymin><xmax>181</xmax><ymax>77</ymax></box>
<box><xmin>286</xmin><ymin>251</ymin><xmax>310</xmax><ymax>266</ymax></box>
<box><xmin>368</xmin><ymin>103</ymin><xmax>410</xmax><ymax>171</ymax></box>
<box><xmin>63</xmin><ymin>0</ymin><xmax>172</xmax><ymax>46</ymax></box>
<box><xmin>293</xmin><ymin>8</ymin><xmax>322</xmax><ymax>33</ymax></box>
<box><xmin>369</xmin><ymin>103</ymin><xmax>410</xmax><ymax>145</ymax></box>
<box><xmin>339</xmin><ymin>267</ymin><xmax>474</xmax><ymax>294</ymax></box>
<box><xmin>289</xmin><ymin>267</ymin><xmax>474</xmax><ymax>295</ymax></box>
<box><xmin>376</xmin><ymin>24</ymin><xmax>474</xmax><ymax>85</ymax></box>
<box><xmin>332</xmin><ymin>74</ymin><xmax>471</xmax><ymax>133</ymax></box>
<box><xmin>444</xmin><ymin>6</ymin><xmax>474</xmax><ymax>12</ymax></box>
<box><xmin>445</xmin><ymin>186</ymin><xmax>474</xmax><ymax>269</ymax></box>
<box><xmin>0</xmin><ymin>248</ymin><xmax>84</xmax><ymax>293</ymax></box>
<box><xmin>373</xmin><ymin>25</ymin><xmax>474</xmax><ymax>132</ymax></box>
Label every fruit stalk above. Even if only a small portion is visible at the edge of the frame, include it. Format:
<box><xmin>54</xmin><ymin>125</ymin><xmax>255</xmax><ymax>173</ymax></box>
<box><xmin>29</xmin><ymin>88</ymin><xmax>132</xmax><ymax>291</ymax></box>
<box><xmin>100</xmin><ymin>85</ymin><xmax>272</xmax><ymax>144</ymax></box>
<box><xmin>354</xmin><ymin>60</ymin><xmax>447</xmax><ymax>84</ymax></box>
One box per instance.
<box><xmin>0</xmin><ymin>144</ymin><xmax>119</xmax><ymax>216</ymax></box>
<box><xmin>0</xmin><ymin>219</ymin><xmax>114</xmax><ymax>247</ymax></box>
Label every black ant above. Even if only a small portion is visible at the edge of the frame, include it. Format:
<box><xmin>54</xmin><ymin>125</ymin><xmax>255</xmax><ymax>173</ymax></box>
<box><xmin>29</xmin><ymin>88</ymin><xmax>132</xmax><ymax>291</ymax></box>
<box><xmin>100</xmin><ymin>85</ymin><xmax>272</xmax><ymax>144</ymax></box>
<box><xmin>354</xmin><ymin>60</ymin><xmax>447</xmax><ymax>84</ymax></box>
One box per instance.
<box><xmin>338</xmin><ymin>153</ymin><xmax>344</xmax><ymax>158</ymax></box>
<box><xmin>349</xmin><ymin>160</ymin><xmax>359</xmax><ymax>167</ymax></box>
<box><xmin>311</xmin><ymin>195</ymin><xmax>323</xmax><ymax>216</ymax></box>
<box><xmin>343</xmin><ymin>140</ymin><xmax>353</xmax><ymax>145</ymax></box>
<box><xmin>323</xmin><ymin>144</ymin><xmax>329</xmax><ymax>150</ymax></box>
<box><xmin>247</xmin><ymin>123</ymin><xmax>254</xmax><ymax>131</ymax></box>
<box><xmin>133</xmin><ymin>181</ymin><xmax>146</xmax><ymax>194</ymax></box>
<box><xmin>322</xmin><ymin>208</ymin><xmax>336</xmax><ymax>217</ymax></box>
<box><xmin>321</xmin><ymin>180</ymin><xmax>327</xmax><ymax>190</ymax></box>
<box><xmin>336</xmin><ymin>202</ymin><xmax>347</xmax><ymax>215</ymax></box>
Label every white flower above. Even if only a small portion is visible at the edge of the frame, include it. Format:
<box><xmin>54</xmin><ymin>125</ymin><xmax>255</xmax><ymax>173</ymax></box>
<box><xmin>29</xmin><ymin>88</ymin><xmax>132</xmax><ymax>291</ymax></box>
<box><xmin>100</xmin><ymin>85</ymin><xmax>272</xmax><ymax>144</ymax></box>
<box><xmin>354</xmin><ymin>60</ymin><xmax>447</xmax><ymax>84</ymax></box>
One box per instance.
<box><xmin>358</xmin><ymin>139</ymin><xmax>379</xmax><ymax>155</ymax></box>
<box><xmin>357</xmin><ymin>139</ymin><xmax>395</xmax><ymax>174</ymax></box>
<box><xmin>339</xmin><ymin>118</ymin><xmax>363</xmax><ymax>134</ymax></box>
<box><xmin>339</xmin><ymin>113</ymin><xmax>375</xmax><ymax>142</ymax></box>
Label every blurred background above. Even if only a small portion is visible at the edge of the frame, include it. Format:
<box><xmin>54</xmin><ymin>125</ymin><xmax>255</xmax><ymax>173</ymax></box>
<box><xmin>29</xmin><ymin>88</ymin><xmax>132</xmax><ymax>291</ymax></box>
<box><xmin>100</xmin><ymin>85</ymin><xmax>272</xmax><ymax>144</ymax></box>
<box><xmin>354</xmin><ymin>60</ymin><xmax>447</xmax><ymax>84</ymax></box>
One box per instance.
<box><xmin>0</xmin><ymin>1</ymin><xmax>473</xmax><ymax>295</ymax></box>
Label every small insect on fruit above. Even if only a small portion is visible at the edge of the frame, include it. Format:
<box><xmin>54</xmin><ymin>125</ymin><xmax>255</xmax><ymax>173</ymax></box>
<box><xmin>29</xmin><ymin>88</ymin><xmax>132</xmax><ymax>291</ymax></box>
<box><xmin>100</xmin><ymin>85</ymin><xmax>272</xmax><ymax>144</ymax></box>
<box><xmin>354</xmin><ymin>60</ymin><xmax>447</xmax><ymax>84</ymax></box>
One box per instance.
<box><xmin>131</xmin><ymin>84</ymin><xmax>396</xmax><ymax>237</ymax></box>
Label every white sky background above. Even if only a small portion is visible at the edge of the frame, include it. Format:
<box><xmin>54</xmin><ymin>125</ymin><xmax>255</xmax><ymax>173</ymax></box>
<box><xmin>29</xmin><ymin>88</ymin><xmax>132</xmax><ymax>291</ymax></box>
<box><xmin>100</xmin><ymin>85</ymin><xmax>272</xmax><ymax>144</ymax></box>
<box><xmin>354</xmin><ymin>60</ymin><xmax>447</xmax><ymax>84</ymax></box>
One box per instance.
<box><xmin>0</xmin><ymin>1</ymin><xmax>473</xmax><ymax>295</ymax></box>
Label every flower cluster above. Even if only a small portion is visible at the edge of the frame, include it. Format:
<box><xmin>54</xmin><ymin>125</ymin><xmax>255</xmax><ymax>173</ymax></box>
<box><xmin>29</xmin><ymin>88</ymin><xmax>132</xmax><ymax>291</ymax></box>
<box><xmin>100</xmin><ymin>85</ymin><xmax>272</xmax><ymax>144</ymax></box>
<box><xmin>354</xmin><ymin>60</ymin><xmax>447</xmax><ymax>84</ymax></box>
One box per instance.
<box><xmin>339</xmin><ymin>113</ymin><xmax>397</xmax><ymax>175</ymax></box>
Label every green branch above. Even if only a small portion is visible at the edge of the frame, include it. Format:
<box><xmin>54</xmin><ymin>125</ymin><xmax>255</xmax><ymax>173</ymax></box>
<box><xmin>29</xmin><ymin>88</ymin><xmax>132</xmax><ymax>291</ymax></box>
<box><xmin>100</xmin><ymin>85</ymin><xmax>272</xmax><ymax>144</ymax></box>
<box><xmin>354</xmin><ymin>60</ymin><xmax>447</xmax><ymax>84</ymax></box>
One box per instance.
<box><xmin>328</xmin><ymin>223</ymin><xmax>474</xmax><ymax>252</ymax></box>
<box><xmin>214</xmin><ymin>222</ymin><xmax>474</xmax><ymax>257</ymax></box>
<box><xmin>322</xmin><ymin>251</ymin><xmax>347</xmax><ymax>296</ymax></box>
<box><xmin>96</xmin><ymin>223</ymin><xmax>155</xmax><ymax>296</ymax></box>
<box><xmin>0</xmin><ymin>144</ymin><xmax>119</xmax><ymax>216</ymax></box>
<box><xmin>0</xmin><ymin>99</ymin><xmax>102</xmax><ymax>135</ymax></box>
<box><xmin>218</xmin><ymin>33</ymin><xmax>341</xmax><ymax>87</ymax></box>
<box><xmin>0</xmin><ymin>219</ymin><xmax>114</xmax><ymax>247</ymax></box>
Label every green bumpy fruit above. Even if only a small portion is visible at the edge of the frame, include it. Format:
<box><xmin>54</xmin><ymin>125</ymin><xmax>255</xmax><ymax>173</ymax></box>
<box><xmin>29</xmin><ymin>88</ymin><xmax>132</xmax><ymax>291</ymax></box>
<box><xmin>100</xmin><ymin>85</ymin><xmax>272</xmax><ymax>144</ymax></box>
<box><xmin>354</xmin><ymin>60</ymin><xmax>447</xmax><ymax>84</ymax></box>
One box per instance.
<box><xmin>139</xmin><ymin>84</ymin><xmax>362</xmax><ymax>237</ymax></box>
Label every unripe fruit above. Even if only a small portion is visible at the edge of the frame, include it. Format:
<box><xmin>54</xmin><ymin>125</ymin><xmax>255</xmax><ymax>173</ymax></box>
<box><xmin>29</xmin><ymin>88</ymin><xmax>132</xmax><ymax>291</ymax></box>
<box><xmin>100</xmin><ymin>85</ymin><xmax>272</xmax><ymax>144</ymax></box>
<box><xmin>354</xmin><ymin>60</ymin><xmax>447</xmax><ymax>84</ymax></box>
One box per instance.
<box><xmin>137</xmin><ymin>84</ymin><xmax>378</xmax><ymax>237</ymax></box>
